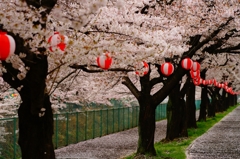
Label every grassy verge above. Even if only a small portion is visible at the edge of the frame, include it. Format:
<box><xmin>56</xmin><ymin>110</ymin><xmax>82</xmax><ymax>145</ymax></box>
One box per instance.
<box><xmin>125</xmin><ymin>105</ymin><xmax>238</xmax><ymax>159</ymax></box>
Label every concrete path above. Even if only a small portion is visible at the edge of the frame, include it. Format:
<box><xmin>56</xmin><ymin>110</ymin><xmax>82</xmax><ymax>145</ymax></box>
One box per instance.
<box><xmin>55</xmin><ymin>120</ymin><xmax>167</xmax><ymax>159</ymax></box>
<box><xmin>187</xmin><ymin>106</ymin><xmax>240</xmax><ymax>159</ymax></box>
<box><xmin>55</xmin><ymin>108</ymin><xmax>239</xmax><ymax>159</ymax></box>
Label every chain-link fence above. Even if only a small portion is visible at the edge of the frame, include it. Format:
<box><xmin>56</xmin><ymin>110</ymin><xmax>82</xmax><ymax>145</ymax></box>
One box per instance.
<box><xmin>0</xmin><ymin>100</ymin><xmax>201</xmax><ymax>159</ymax></box>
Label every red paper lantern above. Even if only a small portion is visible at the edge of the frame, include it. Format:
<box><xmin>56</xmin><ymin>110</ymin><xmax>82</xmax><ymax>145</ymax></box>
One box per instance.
<box><xmin>193</xmin><ymin>80</ymin><xmax>201</xmax><ymax>86</ymax></box>
<box><xmin>208</xmin><ymin>79</ymin><xmax>213</xmax><ymax>85</ymax></box>
<box><xmin>224</xmin><ymin>85</ymin><xmax>228</xmax><ymax>90</ymax></box>
<box><xmin>213</xmin><ymin>79</ymin><xmax>216</xmax><ymax>85</ymax></box>
<box><xmin>48</xmin><ymin>32</ymin><xmax>68</xmax><ymax>52</ymax></box>
<box><xmin>227</xmin><ymin>87</ymin><xmax>232</xmax><ymax>93</ymax></box>
<box><xmin>0</xmin><ymin>32</ymin><xmax>15</xmax><ymax>60</ymax></box>
<box><xmin>190</xmin><ymin>70</ymin><xmax>200</xmax><ymax>79</ymax></box>
<box><xmin>191</xmin><ymin>61</ymin><xmax>200</xmax><ymax>71</ymax></box>
<box><xmin>221</xmin><ymin>83</ymin><xmax>225</xmax><ymax>88</ymax></box>
<box><xmin>202</xmin><ymin>80</ymin><xmax>208</xmax><ymax>85</ymax></box>
<box><xmin>224</xmin><ymin>82</ymin><xmax>228</xmax><ymax>86</ymax></box>
<box><xmin>96</xmin><ymin>53</ymin><xmax>113</xmax><ymax>70</ymax></box>
<box><xmin>161</xmin><ymin>62</ymin><xmax>174</xmax><ymax>76</ymax></box>
<box><xmin>181</xmin><ymin>58</ymin><xmax>193</xmax><ymax>70</ymax></box>
<box><xmin>135</xmin><ymin>61</ymin><xmax>149</xmax><ymax>77</ymax></box>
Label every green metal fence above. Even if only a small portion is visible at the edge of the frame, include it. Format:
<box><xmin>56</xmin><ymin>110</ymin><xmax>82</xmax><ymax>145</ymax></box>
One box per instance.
<box><xmin>0</xmin><ymin>117</ymin><xmax>20</xmax><ymax>159</ymax></box>
<box><xmin>0</xmin><ymin>100</ymin><xmax>201</xmax><ymax>159</ymax></box>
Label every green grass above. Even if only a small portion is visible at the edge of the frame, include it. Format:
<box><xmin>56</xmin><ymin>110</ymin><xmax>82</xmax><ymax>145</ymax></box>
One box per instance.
<box><xmin>124</xmin><ymin>105</ymin><xmax>238</xmax><ymax>159</ymax></box>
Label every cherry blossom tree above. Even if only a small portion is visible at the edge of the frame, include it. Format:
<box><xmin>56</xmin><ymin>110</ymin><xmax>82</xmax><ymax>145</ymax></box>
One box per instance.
<box><xmin>69</xmin><ymin>0</ymin><xmax>240</xmax><ymax>155</ymax></box>
<box><xmin>0</xmin><ymin>0</ymin><xmax>112</xmax><ymax>158</ymax></box>
<box><xmin>196</xmin><ymin>53</ymin><xmax>240</xmax><ymax>119</ymax></box>
<box><xmin>0</xmin><ymin>0</ymin><xmax>240</xmax><ymax>158</ymax></box>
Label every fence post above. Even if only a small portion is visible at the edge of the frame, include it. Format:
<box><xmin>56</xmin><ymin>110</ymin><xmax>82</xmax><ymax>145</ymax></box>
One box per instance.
<box><xmin>160</xmin><ymin>104</ymin><xmax>162</xmax><ymax>119</ymax></box>
<box><xmin>136</xmin><ymin>107</ymin><xmax>137</xmax><ymax>126</ymax></box>
<box><xmin>107</xmin><ymin>109</ymin><xmax>109</xmax><ymax>134</ymax></box>
<box><xmin>85</xmin><ymin>111</ymin><xmax>87</xmax><ymax>140</ymax></box>
<box><xmin>112</xmin><ymin>108</ymin><xmax>114</xmax><ymax>133</ymax></box>
<box><xmin>76</xmin><ymin>112</ymin><xmax>79</xmax><ymax>143</ymax></box>
<box><xmin>55</xmin><ymin>114</ymin><xmax>58</xmax><ymax>148</ymax></box>
<box><xmin>122</xmin><ymin>107</ymin><xmax>124</xmax><ymax>130</ymax></box>
<box><xmin>128</xmin><ymin>107</ymin><xmax>130</xmax><ymax>129</ymax></box>
<box><xmin>100</xmin><ymin>109</ymin><xmax>102</xmax><ymax>137</ymax></box>
<box><xmin>132</xmin><ymin>107</ymin><xmax>134</xmax><ymax>128</ymax></box>
<box><xmin>118</xmin><ymin>108</ymin><xmax>120</xmax><ymax>131</ymax></box>
<box><xmin>66</xmin><ymin>113</ymin><xmax>69</xmax><ymax>145</ymax></box>
<box><xmin>13</xmin><ymin>118</ymin><xmax>17</xmax><ymax>159</ymax></box>
<box><xmin>93</xmin><ymin>110</ymin><xmax>95</xmax><ymax>139</ymax></box>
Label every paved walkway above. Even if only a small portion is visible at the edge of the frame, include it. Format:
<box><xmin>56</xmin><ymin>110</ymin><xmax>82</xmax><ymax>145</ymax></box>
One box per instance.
<box><xmin>187</xmin><ymin>106</ymin><xmax>240</xmax><ymax>159</ymax></box>
<box><xmin>55</xmin><ymin>120</ymin><xmax>167</xmax><ymax>159</ymax></box>
<box><xmin>55</xmin><ymin>108</ymin><xmax>240</xmax><ymax>159</ymax></box>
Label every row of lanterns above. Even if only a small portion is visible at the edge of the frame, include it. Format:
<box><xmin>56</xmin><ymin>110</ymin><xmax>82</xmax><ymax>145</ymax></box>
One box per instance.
<box><xmin>95</xmin><ymin>54</ymin><xmax>235</xmax><ymax>95</ymax></box>
<box><xmin>0</xmin><ymin>31</ymin><xmax>68</xmax><ymax>61</ymax></box>
<box><xmin>0</xmin><ymin>32</ymin><xmax>239</xmax><ymax>95</ymax></box>
<box><xmin>181</xmin><ymin>58</ymin><xmax>237</xmax><ymax>95</ymax></box>
<box><xmin>96</xmin><ymin>53</ymin><xmax>175</xmax><ymax>76</ymax></box>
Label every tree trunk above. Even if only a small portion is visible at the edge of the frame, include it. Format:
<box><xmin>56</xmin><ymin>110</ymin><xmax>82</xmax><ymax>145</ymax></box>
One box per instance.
<box><xmin>222</xmin><ymin>90</ymin><xmax>229</xmax><ymax>111</ymax></box>
<box><xmin>17</xmin><ymin>55</ymin><xmax>55</xmax><ymax>159</ymax></box>
<box><xmin>179</xmin><ymin>97</ymin><xmax>188</xmax><ymax>137</ymax></box>
<box><xmin>234</xmin><ymin>94</ymin><xmax>237</xmax><ymax>105</ymax></box>
<box><xmin>166</xmin><ymin>83</ymin><xmax>187</xmax><ymax>140</ymax></box>
<box><xmin>207</xmin><ymin>88</ymin><xmax>216</xmax><ymax>117</ymax></box>
<box><xmin>1</xmin><ymin>1</ymin><xmax>58</xmax><ymax>157</ymax></box>
<box><xmin>198</xmin><ymin>86</ymin><xmax>208</xmax><ymax>121</ymax></box>
<box><xmin>214</xmin><ymin>88</ymin><xmax>224</xmax><ymax>112</ymax></box>
<box><xmin>187</xmin><ymin>80</ymin><xmax>197</xmax><ymax>128</ymax></box>
<box><xmin>137</xmin><ymin>97</ymin><xmax>156</xmax><ymax>155</ymax></box>
<box><xmin>228</xmin><ymin>93</ymin><xmax>235</xmax><ymax>106</ymax></box>
<box><xmin>18</xmin><ymin>95</ymin><xmax>55</xmax><ymax>159</ymax></box>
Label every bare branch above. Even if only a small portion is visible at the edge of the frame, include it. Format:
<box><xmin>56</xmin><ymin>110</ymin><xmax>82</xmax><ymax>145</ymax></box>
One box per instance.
<box><xmin>69</xmin><ymin>64</ymin><xmax>134</xmax><ymax>73</ymax></box>
<box><xmin>48</xmin><ymin>62</ymin><xmax>67</xmax><ymax>75</ymax></box>
<box><xmin>122</xmin><ymin>76</ymin><xmax>140</xmax><ymax>100</ymax></box>
<box><xmin>49</xmin><ymin>69</ymin><xmax>78</xmax><ymax>95</ymax></box>
<box><xmin>150</xmin><ymin>77</ymin><xmax>164</xmax><ymax>88</ymax></box>
<box><xmin>214</xmin><ymin>43</ymin><xmax>240</xmax><ymax>54</ymax></box>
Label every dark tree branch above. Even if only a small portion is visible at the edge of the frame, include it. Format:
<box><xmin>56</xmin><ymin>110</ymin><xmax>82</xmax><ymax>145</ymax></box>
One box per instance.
<box><xmin>48</xmin><ymin>62</ymin><xmax>67</xmax><ymax>75</ymax></box>
<box><xmin>152</xmin><ymin>18</ymin><xmax>233</xmax><ymax>107</ymax></box>
<box><xmin>49</xmin><ymin>69</ymin><xmax>78</xmax><ymax>95</ymax></box>
<box><xmin>25</xmin><ymin>0</ymin><xmax>57</xmax><ymax>13</ymax></box>
<box><xmin>141</xmin><ymin>5</ymin><xmax>149</xmax><ymax>14</ymax></box>
<box><xmin>0</xmin><ymin>26</ymin><xmax>39</xmax><ymax>89</ymax></box>
<box><xmin>122</xmin><ymin>76</ymin><xmax>140</xmax><ymax>100</ymax></box>
<box><xmin>225</xmin><ymin>51</ymin><xmax>240</xmax><ymax>54</ymax></box>
<box><xmin>150</xmin><ymin>77</ymin><xmax>164</xmax><ymax>88</ymax></box>
<box><xmin>156</xmin><ymin>0</ymin><xmax>175</xmax><ymax>5</ymax></box>
<box><xmin>70</xmin><ymin>64</ymin><xmax>134</xmax><ymax>73</ymax></box>
<box><xmin>219</xmin><ymin>54</ymin><xmax>229</xmax><ymax>66</ymax></box>
<box><xmin>203</xmin><ymin>29</ymin><xmax>238</xmax><ymax>53</ymax></box>
<box><xmin>1</xmin><ymin>62</ymin><xmax>22</xmax><ymax>90</ymax></box>
<box><xmin>81</xmin><ymin>30</ymin><xmax>133</xmax><ymax>38</ymax></box>
<box><xmin>213</xmin><ymin>43</ymin><xmax>240</xmax><ymax>54</ymax></box>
